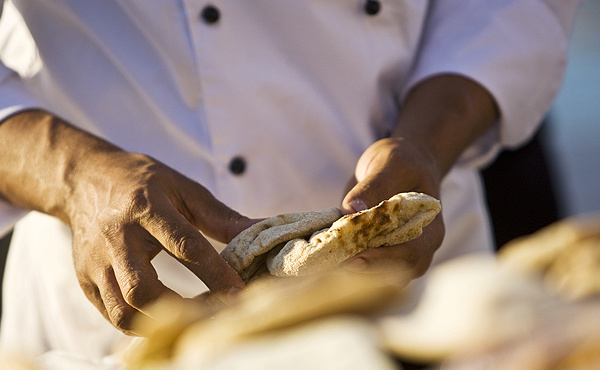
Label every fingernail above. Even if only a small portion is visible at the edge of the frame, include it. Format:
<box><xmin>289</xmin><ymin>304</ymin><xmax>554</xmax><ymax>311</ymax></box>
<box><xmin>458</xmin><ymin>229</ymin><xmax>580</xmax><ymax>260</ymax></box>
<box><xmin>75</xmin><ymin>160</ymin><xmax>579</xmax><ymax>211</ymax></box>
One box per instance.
<box><xmin>343</xmin><ymin>257</ymin><xmax>367</xmax><ymax>272</ymax></box>
<box><xmin>349</xmin><ymin>199</ymin><xmax>368</xmax><ymax>213</ymax></box>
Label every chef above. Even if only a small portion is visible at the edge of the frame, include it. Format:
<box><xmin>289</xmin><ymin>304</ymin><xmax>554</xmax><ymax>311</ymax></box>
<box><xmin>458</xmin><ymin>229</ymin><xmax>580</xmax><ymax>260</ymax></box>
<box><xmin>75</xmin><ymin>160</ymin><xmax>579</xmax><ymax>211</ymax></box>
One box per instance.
<box><xmin>0</xmin><ymin>0</ymin><xmax>579</xmax><ymax>364</ymax></box>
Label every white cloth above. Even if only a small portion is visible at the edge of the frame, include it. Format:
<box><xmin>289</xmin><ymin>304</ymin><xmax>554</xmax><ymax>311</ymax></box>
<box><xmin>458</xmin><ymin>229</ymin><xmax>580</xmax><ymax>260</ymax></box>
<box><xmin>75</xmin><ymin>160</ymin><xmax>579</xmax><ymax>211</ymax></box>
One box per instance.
<box><xmin>0</xmin><ymin>0</ymin><xmax>579</xmax><ymax>365</ymax></box>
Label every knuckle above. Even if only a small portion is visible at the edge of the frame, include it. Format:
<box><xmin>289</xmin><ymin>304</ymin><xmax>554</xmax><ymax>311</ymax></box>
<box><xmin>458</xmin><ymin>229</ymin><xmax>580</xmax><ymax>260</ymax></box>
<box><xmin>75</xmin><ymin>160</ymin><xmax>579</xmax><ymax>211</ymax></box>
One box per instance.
<box><xmin>108</xmin><ymin>304</ymin><xmax>134</xmax><ymax>333</ymax></box>
<box><xmin>169</xmin><ymin>234</ymin><xmax>202</xmax><ymax>262</ymax></box>
<box><xmin>101</xmin><ymin>220</ymin><xmax>123</xmax><ymax>240</ymax></box>
<box><xmin>122</xmin><ymin>279</ymin><xmax>147</xmax><ymax>309</ymax></box>
<box><xmin>127</xmin><ymin>187</ymin><xmax>152</xmax><ymax>218</ymax></box>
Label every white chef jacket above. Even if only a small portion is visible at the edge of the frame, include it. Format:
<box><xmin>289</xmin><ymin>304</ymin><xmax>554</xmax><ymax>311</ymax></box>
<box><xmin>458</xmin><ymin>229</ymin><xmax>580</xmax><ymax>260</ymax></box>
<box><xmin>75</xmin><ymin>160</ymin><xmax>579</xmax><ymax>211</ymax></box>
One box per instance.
<box><xmin>0</xmin><ymin>0</ymin><xmax>579</xmax><ymax>366</ymax></box>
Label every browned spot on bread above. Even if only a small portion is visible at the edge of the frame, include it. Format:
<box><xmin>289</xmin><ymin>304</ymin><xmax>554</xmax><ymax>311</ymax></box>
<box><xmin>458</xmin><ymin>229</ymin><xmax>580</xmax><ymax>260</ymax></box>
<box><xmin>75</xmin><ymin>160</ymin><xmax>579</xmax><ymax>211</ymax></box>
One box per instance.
<box><xmin>268</xmin><ymin>192</ymin><xmax>441</xmax><ymax>277</ymax></box>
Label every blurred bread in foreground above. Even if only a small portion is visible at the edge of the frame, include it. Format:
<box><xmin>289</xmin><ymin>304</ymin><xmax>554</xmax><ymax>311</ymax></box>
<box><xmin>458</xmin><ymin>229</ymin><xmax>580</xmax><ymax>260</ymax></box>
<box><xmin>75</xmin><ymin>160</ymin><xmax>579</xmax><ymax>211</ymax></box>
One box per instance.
<box><xmin>125</xmin><ymin>214</ymin><xmax>600</xmax><ymax>370</ymax></box>
<box><xmin>498</xmin><ymin>213</ymin><xmax>600</xmax><ymax>300</ymax></box>
<box><xmin>124</xmin><ymin>269</ymin><xmax>410</xmax><ymax>369</ymax></box>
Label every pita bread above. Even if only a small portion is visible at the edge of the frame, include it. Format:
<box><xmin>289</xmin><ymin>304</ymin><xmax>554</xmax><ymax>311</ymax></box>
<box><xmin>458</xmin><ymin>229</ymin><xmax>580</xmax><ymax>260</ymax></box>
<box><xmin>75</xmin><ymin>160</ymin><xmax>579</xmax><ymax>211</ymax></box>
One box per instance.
<box><xmin>124</xmin><ymin>269</ymin><xmax>408</xmax><ymax>368</ymax></box>
<box><xmin>442</xmin><ymin>302</ymin><xmax>600</xmax><ymax>370</ymax></box>
<box><xmin>268</xmin><ymin>192</ymin><xmax>441</xmax><ymax>277</ymax></box>
<box><xmin>174</xmin><ymin>316</ymin><xmax>396</xmax><ymax>370</ymax></box>
<box><xmin>221</xmin><ymin>192</ymin><xmax>440</xmax><ymax>281</ymax></box>
<box><xmin>498</xmin><ymin>213</ymin><xmax>600</xmax><ymax>300</ymax></box>
<box><xmin>221</xmin><ymin>208</ymin><xmax>342</xmax><ymax>281</ymax></box>
<box><xmin>378</xmin><ymin>255</ymin><xmax>564</xmax><ymax>363</ymax></box>
<box><xmin>171</xmin><ymin>269</ymin><xmax>407</xmax><ymax>363</ymax></box>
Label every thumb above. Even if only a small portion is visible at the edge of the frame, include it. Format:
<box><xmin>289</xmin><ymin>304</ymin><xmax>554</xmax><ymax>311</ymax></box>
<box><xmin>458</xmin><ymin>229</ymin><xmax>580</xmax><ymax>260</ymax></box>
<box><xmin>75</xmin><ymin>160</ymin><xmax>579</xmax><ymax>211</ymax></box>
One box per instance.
<box><xmin>176</xmin><ymin>180</ymin><xmax>257</xmax><ymax>244</ymax></box>
<box><xmin>342</xmin><ymin>139</ymin><xmax>398</xmax><ymax>215</ymax></box>
<box><xmin>342</xmin><ymin>174</ymin><xmax>394</xmax><ymax>215</ymax></box>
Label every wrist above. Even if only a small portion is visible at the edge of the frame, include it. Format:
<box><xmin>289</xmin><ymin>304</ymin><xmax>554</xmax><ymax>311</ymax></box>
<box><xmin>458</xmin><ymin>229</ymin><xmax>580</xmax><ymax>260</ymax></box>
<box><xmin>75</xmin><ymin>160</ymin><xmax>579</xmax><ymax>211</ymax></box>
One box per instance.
<box><xmin>394</xmin><ymin>74</ymin><xmax>498</xmax><ymax>176</ymax></box>
<box><xmin>0</xmin><ymin>110</ymin><xmax>123</xmax><ymax>224</ymax></box>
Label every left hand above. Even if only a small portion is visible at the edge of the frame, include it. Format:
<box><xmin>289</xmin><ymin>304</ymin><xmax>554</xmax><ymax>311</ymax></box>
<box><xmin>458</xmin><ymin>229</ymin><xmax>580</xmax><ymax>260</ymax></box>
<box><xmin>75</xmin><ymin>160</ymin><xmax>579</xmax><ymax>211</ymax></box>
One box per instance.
<box><xmin>340</xmin><ymin>74</ymin><xmax>498</xmax><ymax>278</ymax></box>
<box><xmin>341</xmin><ymin>136</ymin><xmax>445</xmax><ymax>278</ymax></box>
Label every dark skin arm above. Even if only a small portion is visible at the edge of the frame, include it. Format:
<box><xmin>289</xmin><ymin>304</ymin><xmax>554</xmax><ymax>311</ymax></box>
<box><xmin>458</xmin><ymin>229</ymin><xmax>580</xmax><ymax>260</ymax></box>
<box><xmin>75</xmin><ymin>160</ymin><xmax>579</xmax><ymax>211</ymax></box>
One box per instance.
<box><xmin>0</xmin><ymin>110</ymin><xmax>255</xmax><ymax>335</ymax></box>
<box><xmin>342</xmin><ymin>74</ymin><xmax>499</xmax><ymax>277</ymax></box>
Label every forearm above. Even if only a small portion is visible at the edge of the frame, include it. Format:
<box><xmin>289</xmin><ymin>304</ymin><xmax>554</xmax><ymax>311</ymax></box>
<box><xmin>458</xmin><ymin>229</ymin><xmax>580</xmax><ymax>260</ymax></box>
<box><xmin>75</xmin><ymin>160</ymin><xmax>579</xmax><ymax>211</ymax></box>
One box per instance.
<box><xmin>394</xmin><ymin>74</ymin><xmax>499</xmax><ymax>178</ymax></box>
<box><xmin>0</xmin><ymin>109</ymin><xmax>122</xmax><ymax>224</ymax></box>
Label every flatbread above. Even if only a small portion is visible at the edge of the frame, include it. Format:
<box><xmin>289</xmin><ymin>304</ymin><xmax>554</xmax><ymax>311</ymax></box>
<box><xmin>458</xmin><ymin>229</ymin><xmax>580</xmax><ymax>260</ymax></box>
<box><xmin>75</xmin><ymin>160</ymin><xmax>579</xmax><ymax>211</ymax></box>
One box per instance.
<box><xmin>222</xmin><ymin>192</ymin><xmax>441</xmax><ymax>281</ymax></box>
<box><xmin>268</xmin><ymin>192</ymin><xmax>441</xmax><ymax>277</ymax></box>
<box><xmin>221</xmin><ymin>208</ymin><xmax>342</xmax><ymax>281</ymax></box>
<box><xmin>171</xmin><ymin>269</ymin><xmax>407</xmax><ymax>363</ymax></box>
<box><xmin>379</xmin><ymin>255</ymin><xmax>600</xmax><ymax>366</ymax></box>
<box><xmin>498</xmin><ymin>213</ymin><xmax>600</xmax><ymax>300</ymax></box>
<box><xmin>125</xmin><ymin>269</ymin><xmax>408</xmax><ymax>369</ymax></box>
<box><xmin>175</xmin><ymin>316</ymin><xmax>397</xmax><ymax>370</ymax></box>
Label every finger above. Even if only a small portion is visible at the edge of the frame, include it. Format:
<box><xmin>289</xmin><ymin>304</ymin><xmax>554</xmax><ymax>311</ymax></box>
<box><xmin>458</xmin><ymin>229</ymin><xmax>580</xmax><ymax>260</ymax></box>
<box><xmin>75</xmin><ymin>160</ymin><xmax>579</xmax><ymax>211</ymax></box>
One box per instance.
<box><xmin>109</xmin><ymin>228</ymin><xmax>182</xmax><ymax>317</ymax></box>
<box><xmin>343</xmin><ymin>141</ymin><xmax>399</xmax><ymax>213</ymax></box>
<box><xmin>343</xmin><ymin>219</ymin><xmax>444</xmax><ymax>278</ymax></box>
<box><xmin>93</xmin><ymin>265</ymin><xmax>145</xmax><ymax>335</ymax></box>
<box><xmin>78</xmin><ymin>278</ymin><xmax>113</xmax><ymax>326</ymax></box>
<box><xmin>343</xmin><ymin>242</ymin><xmax>430</xmax><ymax>277</ymax></box>
<box><xmin>75</xmin><ymin>245</ymin><xmax>144</xmax><ymax>335</ymax></box>
<box><xmin>173</xmin><ymin>180</ymin><xmax>257</xmax><ymax>244</ymax></box>
<box><xmin>342</xmin><ymin>173</ymin><xmax>397</xmax><ymax>214</ymax></box>
<box><xmin>139</xmin><ymin>201</ymin><xmax>245</xmax><ymax>295</ymax></box>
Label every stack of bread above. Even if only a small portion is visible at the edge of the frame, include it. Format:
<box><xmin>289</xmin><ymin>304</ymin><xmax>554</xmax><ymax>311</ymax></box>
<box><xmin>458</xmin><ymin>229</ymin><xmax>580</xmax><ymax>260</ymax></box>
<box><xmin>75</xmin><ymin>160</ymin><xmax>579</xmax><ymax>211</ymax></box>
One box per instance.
<box><xmin>121</xmin><ymin>194</ymin><xmax>600</xmax><ymax>370</ymax></box>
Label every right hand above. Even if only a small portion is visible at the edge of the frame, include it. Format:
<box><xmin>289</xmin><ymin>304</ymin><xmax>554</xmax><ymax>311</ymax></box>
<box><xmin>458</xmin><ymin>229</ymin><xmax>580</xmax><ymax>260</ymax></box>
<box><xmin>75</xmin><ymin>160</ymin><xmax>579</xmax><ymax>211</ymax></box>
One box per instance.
<box><xmin>0</xmin><ymin>111</ymin><xmax>255</xmax><ymax>335</ymax></box>
<box><xmin>66</xmin><ymin>150</ymin><xmax>255</xmax><ymax>335</ymax></box>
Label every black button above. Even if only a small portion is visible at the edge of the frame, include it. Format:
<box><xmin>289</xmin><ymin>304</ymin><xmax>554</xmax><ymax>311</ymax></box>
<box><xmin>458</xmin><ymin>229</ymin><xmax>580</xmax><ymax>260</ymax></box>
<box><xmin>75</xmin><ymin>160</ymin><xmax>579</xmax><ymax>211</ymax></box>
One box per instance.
<box><xmin>201</xmin><ymin>5</ymin><xmax>220</xmax><ymax>24</ymax></box>
<box><xmin>364</xmin><ymin>0</ymin><xmax>381</xmax><ymax>15</ymax></box>
<box><xmin>229</xmin><ymin>156</ymin><xmax>246</xmax><ymax>175</ymax></box>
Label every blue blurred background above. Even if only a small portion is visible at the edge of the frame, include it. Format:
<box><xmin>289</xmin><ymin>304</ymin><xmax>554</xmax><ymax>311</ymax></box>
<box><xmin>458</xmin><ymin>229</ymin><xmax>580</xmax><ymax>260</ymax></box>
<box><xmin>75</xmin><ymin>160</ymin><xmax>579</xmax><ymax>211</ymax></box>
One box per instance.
<box><xmin>547</xmin><ymin>0</ymin><xmax>600</xmax><ymax>217</ymax></box>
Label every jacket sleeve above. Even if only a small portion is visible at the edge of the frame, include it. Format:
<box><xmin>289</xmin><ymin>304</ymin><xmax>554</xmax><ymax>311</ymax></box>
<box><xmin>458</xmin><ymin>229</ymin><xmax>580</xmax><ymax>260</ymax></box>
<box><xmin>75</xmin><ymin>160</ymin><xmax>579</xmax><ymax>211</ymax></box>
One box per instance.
<box><xmin>401</xmin><ymin>0</ymin><xmax>581</xmax><ymax>167</ymax></box>
<box><xmin>0</xmin><ymin>66</ymin><xmax>36</xmax><ymax>237</ymax></box>
<box><xmin>0</xmin><ymin>3</ymin><xmax>44</xmax><ymax>237</ymax></box>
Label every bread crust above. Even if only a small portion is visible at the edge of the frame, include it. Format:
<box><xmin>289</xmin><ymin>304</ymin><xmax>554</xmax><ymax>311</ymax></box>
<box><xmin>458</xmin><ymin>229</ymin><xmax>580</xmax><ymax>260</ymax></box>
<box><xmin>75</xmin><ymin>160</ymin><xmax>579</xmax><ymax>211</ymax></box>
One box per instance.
<box><xmin>221</xmin><ymin>208</ymin><xmax>342</xmax><ymax>281</ymax></box>
<box><xmin>268</xmin><ymin>192</ymin><xmax>441</xmax><ymax>276</ymax></box>
<box><xmin>221</xmin><ymin>192</ymin><xmax>441</xmax><ymax>281</ymax></box>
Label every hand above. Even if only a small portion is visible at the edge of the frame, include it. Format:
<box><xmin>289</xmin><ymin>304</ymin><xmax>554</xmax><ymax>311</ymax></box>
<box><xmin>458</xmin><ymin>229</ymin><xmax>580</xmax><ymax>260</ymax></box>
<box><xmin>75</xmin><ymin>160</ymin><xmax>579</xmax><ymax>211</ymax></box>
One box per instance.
<box><xmin>67</xmin><ymin>151</ymin><xmax>255</xmax><ymax>335</ymax></box>
<box><xmin>340</xmin><ymin>75</ymin><xmax>498</xmax><ymax>278</ymax></box>
<box><xmin>341</xmin><ymin>137</ymin><xmax>445</xmax><ymax>278</ymax></box>
<box><xmin>0</xmin><ymin>111</ymin><xmax>256</xmax><ymax>335</ymax></box>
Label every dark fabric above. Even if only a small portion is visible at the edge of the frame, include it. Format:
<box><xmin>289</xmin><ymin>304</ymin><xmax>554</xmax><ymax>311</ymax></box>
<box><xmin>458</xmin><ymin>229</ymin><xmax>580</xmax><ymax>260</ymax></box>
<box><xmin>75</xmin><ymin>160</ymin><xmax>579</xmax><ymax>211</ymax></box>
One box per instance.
<box><xmin>0</xmin><ymin>230</ymin><xmax>12</xmax><ymax>320</ymax></box>
<box><xmin>482</xmin><ymin>124</ymin><xmax>561</xmax><ymax>250</ymax></box>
